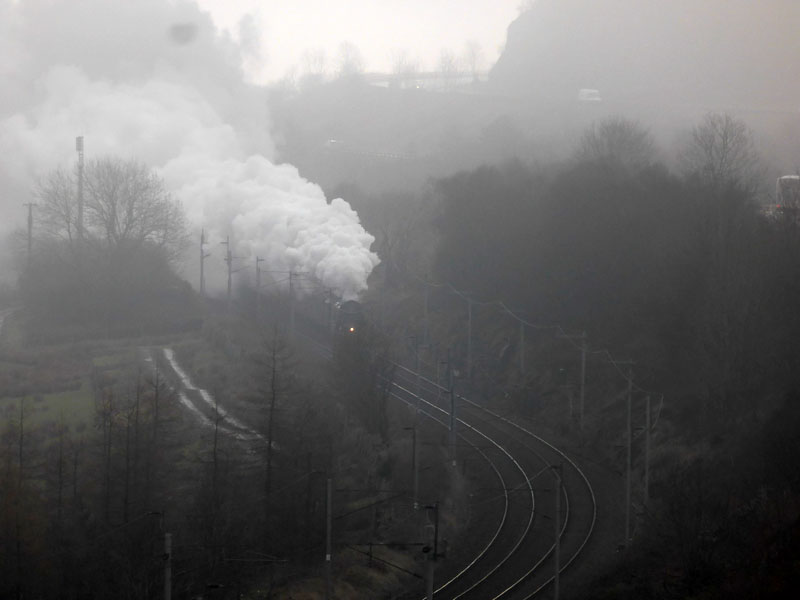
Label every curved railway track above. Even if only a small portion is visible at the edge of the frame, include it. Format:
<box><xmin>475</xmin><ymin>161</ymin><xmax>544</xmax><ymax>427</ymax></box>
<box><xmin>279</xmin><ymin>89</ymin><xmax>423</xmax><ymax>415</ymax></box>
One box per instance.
<box><xmin>158</xmin><ymin>318</ymin><xmax>597</xmax><ymax>598</ymax></box>
<box><xmin>391</xmin><ymin>363</ymin><xmax>597</xmax><ymax>599</ymax></box>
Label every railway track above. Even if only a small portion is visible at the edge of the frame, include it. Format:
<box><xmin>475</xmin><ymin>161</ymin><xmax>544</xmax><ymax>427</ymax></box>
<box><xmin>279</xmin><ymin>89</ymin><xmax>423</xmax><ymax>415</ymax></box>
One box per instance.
<box><xmin>156</xmin><ymin>321</ymin><xmax>597</xmax><ymax>598</ymax></box>
<box><xmin>391</xmin><ymin>363</ymin><xmax>597</xmax><ymax>599</ymax></box>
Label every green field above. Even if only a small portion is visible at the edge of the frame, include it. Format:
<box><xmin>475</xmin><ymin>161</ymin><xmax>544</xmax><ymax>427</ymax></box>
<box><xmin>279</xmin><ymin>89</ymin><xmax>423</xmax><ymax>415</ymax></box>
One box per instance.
<box><xmin>0</xmin><ymin>316</ymin><xmax>175</xmax><ymax>436</ymax></box>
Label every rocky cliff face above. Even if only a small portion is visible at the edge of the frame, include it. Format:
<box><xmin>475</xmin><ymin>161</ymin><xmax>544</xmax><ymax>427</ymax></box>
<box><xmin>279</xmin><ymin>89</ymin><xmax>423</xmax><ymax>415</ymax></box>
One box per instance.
<box><xmin>490</xmin><ymin>0</ymin><xmax>800</xmax><ymax>112</ymax></box>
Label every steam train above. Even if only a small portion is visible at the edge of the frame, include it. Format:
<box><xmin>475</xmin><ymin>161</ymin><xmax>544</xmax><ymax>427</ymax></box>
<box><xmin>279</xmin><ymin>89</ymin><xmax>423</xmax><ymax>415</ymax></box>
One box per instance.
<box><xmin>334</xmin><ymin>299</ymin><xmax>364</xmax><ymax>336</ymax></box>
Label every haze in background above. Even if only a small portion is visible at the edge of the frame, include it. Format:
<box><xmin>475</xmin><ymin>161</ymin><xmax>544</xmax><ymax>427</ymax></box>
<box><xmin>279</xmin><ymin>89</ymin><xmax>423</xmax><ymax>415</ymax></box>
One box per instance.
<box><xmin>0</xmin><ymin>0</ymin><xmax>379</xmax><ymax>298</ymax></box>
<box><xmin>489</xmin><ymin>0</ymin><xmax>800</xmax><ymax>171</ymax></box>
<box><xmin>194</xmin><ymin>0</ymin><xmax>521</xmax><ymax>83</ymax></box>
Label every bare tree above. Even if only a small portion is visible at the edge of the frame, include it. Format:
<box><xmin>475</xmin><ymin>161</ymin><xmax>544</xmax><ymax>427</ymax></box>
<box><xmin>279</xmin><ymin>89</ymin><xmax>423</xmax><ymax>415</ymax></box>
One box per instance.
<box><xmin>253</xmin><ymin>325</ymin><xmax>294</xmax><ymax>496</ymax></box>
<box><xmin>94</xmin><ymin>386</ymin><xmax>116</xmax><ymax>524</ymax></box>
<box><xmin>37</xmin><ymin>168</ymin><xmax>77</xmax><ymax>243</ymax></box>
<box><xmin>577</xmin><ymin>117</ymin><xmax>657</xmax><ymax>169</ymax></box>
<box><xmin>300</xmin><ymin>48</ymin><xmax>327</xmax><ymax>89</ymax></box>
<box><xmin>680</xmin><ymin>112</ymin><xmax>764</xmax><ymax>195</ymax></box>
<box><xmin>463</xmin><ymin>40</ymin><xmax>483</xmax><ymax>82</ymax></box>
<box><xmin>390</xmin><ymin>49</ymin><xmax>420</xmax><ymax>89</ymax></box>
<box><xmin>26</xmin><ymin>157</ymin><xmax>190</xmax><ymax>330</ymax></box>
<box><xmin>38</xmin><ymin>157</ymin><xmax>186</xmax><ymax>261</ymax></box>
<box><xmin>369</xmin><ymin>191</ymin><xmax>433</xmax><ymax>287</ymax></box>
<box><xmin>336</xmin><ymin>41</ymin><xmax>365</xmax><ymax>80</ymax></box>
<box><xmin>438</xmin><ymin>48</ymin><xmax>460</xmax><ymax>90</ymax></box>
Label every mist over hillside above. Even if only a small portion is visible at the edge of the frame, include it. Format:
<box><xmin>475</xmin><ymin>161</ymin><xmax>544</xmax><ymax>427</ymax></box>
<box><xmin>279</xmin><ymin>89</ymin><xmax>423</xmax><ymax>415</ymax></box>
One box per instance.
<box><xmin>491</xmin><ymin>0</ymin><xmax>800</xmax><ymax>111</ymax></box>
<box><xmin>271</xmin><ymin>0</ymin><xmax>800</xmax><ymax>202</ymax></box>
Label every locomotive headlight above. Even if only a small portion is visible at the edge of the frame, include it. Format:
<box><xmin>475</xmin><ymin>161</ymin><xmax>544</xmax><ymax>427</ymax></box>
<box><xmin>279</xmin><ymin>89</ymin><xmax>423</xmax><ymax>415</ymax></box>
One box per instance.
<box><xmin>349</xmin><ymin>326</ymin><xmax>355</xmax><ymax>333</ymax></box>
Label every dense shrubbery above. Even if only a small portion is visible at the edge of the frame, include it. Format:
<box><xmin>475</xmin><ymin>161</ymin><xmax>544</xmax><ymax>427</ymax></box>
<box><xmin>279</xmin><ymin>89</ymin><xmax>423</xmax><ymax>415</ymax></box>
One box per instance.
<box><xmin>426</xmin><ymin>117</ymin><xmax>800</xmax><ymax>597</ymax></box>
<box><xmin>432</xmin><ymin>147</ymin><xmax>800</xmax><ymax>423</ymax></box>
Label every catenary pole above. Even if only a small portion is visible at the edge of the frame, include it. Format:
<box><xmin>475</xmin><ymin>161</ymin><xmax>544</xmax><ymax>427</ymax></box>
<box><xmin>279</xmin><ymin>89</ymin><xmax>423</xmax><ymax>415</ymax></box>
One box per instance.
<box><xmin>625</xmin><ymin>363</ymin><xmax>633</xmax><ymax>544</ymax></box>
<box><xmin>423</xmin><ymin>283</ymin><xmax>430</xmax><ymax>346</ymax></box>
<box><xmin>644</xmin><ymin>394</ymin><xmax>651</xmax><ymax>507</ymax></box>
<box><xmin>466</xmin><ymin>296</ymin><xmax>472</xmax><ymax>379</ymax></box>
<box><xmin>325</xmin><ymin>477</ymin><xmax>332</xmax><ymax>600</ymax></box>
<box><xmin>448</xmin><ymin>348</ymin><xmax>456</xmax><ymax>467</ymax></box>
<box><xmin>425</xmin><ymin>503</ymin><xmax>439</xmax><ymax>600</ymax></box>
<box><xmin>579</xmin><ymin>332</ymin><xmax>587</xmax><ymax>432</ymax></box>
<box><xmin>200</xmin><ymin>229</ymin><xmax>211</xmax><ymax>297</ymax></box>
<box><xmin>221</xmin><ymin>236</ymin><xmax>232</xmax><ymax>307</ymax></box>
<box><xmin>289</xmin><ymin>271</ymin><xmax>297</xmax><ymax>338</ymax></box>
<box><xmin>164</xmin><ymin>532</ymin><xmax>172</xmax><ymax>600</ymax></box>
<box><xmin>554</xmin><ymin>464</ymin><xmax>562</xmax><ymax>600</ymax></box>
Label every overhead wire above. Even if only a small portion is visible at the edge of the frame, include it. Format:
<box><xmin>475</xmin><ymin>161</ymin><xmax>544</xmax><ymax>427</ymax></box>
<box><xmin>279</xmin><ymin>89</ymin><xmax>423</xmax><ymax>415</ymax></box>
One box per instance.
<box><xmin>407</xmin><ymin>267</ymin><xmax>666</xmax><ymax>422</ymax></box>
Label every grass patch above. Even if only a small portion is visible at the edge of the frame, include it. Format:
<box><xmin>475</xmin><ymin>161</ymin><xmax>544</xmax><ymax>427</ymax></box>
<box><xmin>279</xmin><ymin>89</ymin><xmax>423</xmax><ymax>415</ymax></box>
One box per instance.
<box><xmin>92</xmin><ymin>348</ymin><xmax>137</xmax><ymax>368</ymax></box>
<box><xmin>0</xmin><ymin>382</ymin><xmax>94</xmax><ymax>435</ymax></box>
<box><xmin>40</xmin><ymin>382</ymin><xmax>95</xmax><ymax>432</ymax></box>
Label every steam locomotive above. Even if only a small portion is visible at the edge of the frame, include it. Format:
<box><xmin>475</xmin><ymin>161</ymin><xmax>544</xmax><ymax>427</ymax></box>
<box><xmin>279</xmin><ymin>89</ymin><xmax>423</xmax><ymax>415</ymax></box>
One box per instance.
<box><xmin>334</xmin><ymin>299</ymin><xmax>364</xmax><ymax>335</ymax></box>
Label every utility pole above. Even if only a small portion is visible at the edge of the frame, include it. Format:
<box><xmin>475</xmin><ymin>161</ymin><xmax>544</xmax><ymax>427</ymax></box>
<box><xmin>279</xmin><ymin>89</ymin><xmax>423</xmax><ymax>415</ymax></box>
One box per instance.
<box><xmin>325</xmin><ymin>477</ymin><xmax>332</xmax><ymax>600</ymax></box>
<box><xmin>466</xmin><ymin>296</ymin><xmax>473</xmax><ymax>379</ymax></box>
<box><xmin>287</xmin><ymin>271</ymin><xmax>308</xmax><ymax>338</ymax></box>
<box><xmin>410</xmin><ymin>336</ymin><xmax>428</xmax><ymax>415</ymax></box>
<box><xmin>23</xmin><ymin>202</ymin><xmax>35</xmax><ymax>269</ymax></box>
<box><xmin>579</xmin><ymin>332</ymin><xmax>587</xmax><ymax>433</ymax></box>
<box><xmin>624</xmin><ymin>362</ymin><xmax>634</xmax><ymax>544</ymax></box>
<box><xmin>405</xmin><ymin>427</ymin><xmax>419</xmax><ymax>510</ymax></box>
<box><xmin>435</xmin><ymin>345</ymin><xmax>442</xmax><ymax>405</ymax></box>
<box><xmin>255</xmin><ymin>256</ymin><xmax>264</xmax><ymax>322</ymax></box>
<box><xmin>413</xmin><ymin>336</ymin><xmax>421</xmax><ymax>414</ymax></box>
<box><xmin>554</xmin><ymin>463</ymin><xmax>562</xmax><ymax>600</ymax></box>
<box><xmin>76</xmin><ymin>136</ymin><xmax>84</xmax><ymax>240</ymax></box>
<box><xmin>413</xmin><ymin>428</ymin><xmax>419</xmax><ymax>511</ymax></box>
<box><xmin>557</xmin><ymin>331</ymin><xmax>588</xmax><ymax>431</ymax></box>
<box><xmin>644</xmin><ymin>395</ymin><xmax>651</xmax><ymax>508</ymax></box>
<box><xmin>423</xmin><ymin>283</ymin><xmax>430</xmax><ymax>346</ymax></box>
<box><xmin>199</xmin><ymin>229</ymin><xmax>210</xmax><ymax>297</ymax></box>
<box><xmin>424</xmin><ymin>503</ymin><xmax>440</xmax><ymax>600</ymax></box>
<box><xmin>448</xmin><ymin>348</ymin><xmax>456</xmax><ymax>467</ymax></box>
<box><xmin>289</xmin><ymin>270</ymin><xmax>295</xmax><ymax>337</ymax></box>
<box><xmin>221</xmin><ymin>236</ymin><xmax>232</xmax><ymax>307</ymax></box>
<box><xmin>164</xmin><ymin>532</ymin><xmax>172</xmax><ymax>600</ymax></box>
<box><xmin>219</xmin><ymin>237</ymin><xmax>246</xmax><ymax>308</ymax></box>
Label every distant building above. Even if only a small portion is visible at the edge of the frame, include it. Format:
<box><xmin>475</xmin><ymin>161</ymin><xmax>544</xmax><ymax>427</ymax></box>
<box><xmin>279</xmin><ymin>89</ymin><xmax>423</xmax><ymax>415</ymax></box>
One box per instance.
<box><xmin>577</xmin><ymin>88</ymin><xmax>602</xmax><ymax>103</ymax></box>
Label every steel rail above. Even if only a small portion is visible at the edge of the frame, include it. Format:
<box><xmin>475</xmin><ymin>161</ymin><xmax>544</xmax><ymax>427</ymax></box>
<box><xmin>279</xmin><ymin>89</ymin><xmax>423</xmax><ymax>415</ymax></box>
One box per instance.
<box><xmin>394</xmin><ymin>362</ymin><xmax>596</xmax><ymax>599</ymax></box>
<box><xmin>388</xmin><ymin>387</ymin><xmax>514</xmax><ymax>596</ymax></box>
<box><xmin>299</xmin><ymin>324</ymin><xmax>595</xmax><ymax>599</ymax></box>
<box><xmin>450</xmin><ymin>392</ymin><xmax>597</xmax><ymax>598</ymax></box>
<box><xmin>388</xmin><ymin>379</ymin><xmax>537</xmax><ymax>599</ymax></box>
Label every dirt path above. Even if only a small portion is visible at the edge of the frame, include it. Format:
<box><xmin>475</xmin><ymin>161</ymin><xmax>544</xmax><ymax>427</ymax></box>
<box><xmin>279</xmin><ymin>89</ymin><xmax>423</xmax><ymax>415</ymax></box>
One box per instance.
<box><xmin>142</xmin><ymin>346</ymin><xmax>267</xmax><ymax>448</ymax></box>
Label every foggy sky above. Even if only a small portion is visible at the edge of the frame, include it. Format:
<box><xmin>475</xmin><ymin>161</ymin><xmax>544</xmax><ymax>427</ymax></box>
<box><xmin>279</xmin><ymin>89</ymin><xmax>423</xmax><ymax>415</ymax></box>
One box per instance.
<box><xmin>0</xmin><ymin>0</ymin><xmax>379</xmax><ymax>297</ymax></box>
<box><xmin>194</xmin><ymin>0</ymin><xmax>522</xmax><ymax>83</ymax></box>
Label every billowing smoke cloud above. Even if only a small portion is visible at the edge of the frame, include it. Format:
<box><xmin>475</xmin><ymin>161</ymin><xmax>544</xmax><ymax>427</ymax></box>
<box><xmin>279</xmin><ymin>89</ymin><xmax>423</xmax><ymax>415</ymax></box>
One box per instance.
<box><xmin>0</xmin><ymin>0</ymin><xmax>379</xmax><ymax>298</ymax></box>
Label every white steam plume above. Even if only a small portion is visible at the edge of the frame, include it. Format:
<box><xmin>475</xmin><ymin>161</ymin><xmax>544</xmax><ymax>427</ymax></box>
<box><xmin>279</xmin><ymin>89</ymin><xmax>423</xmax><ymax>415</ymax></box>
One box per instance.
<box><xmin>0</xmin><ymin>0</ymin><xmax>379</xmax><ymax>298</ymax></box>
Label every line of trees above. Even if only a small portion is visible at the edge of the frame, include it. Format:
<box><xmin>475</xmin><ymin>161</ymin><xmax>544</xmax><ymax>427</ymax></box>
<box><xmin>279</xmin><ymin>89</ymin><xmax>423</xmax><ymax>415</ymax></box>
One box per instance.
<box><xmin>0</xmin><ymin>364</ymin><xmax>174</xmax><ymax>598</ymax></box>
<box><xmin>393</xmin><ymin>113</ymin><xmax>800</xmax><ymax>596</ymax></box>
<box><xmin>429</xmin><ymin>113</ymin><xmax>800</xmax><ymax>419</ymax></box>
